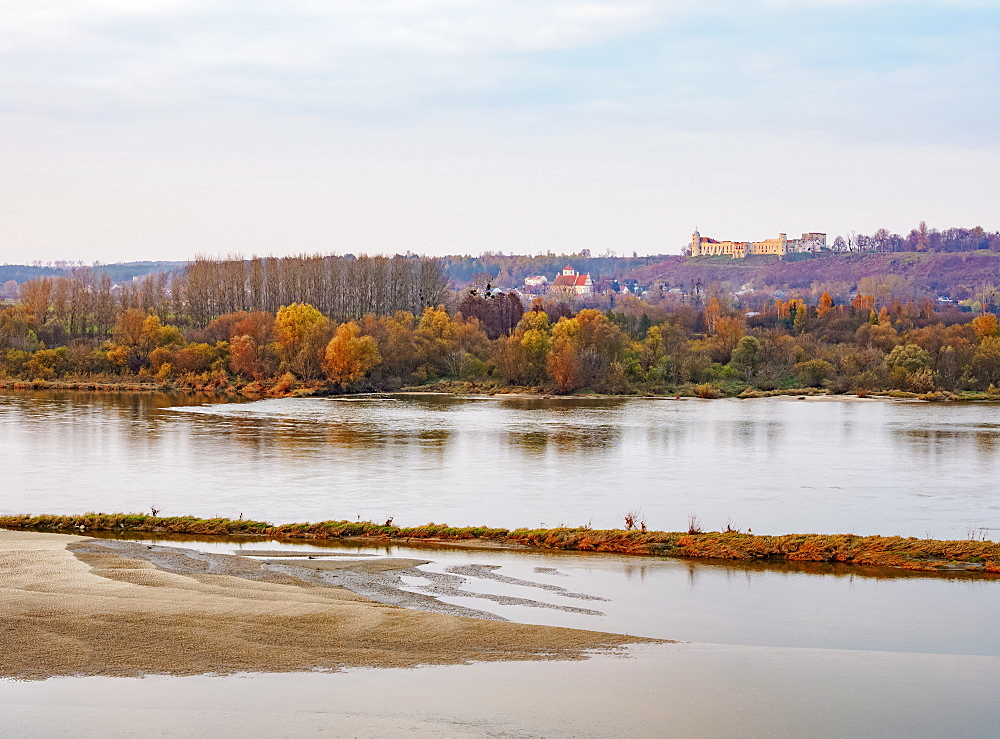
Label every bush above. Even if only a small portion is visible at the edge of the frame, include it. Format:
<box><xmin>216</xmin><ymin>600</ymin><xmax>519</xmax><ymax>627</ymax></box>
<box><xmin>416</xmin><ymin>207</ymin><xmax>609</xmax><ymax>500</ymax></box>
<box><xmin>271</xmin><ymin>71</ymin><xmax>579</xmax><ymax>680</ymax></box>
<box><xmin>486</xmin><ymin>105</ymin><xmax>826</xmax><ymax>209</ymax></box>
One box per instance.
<box><xmin>694</xmin><ymin>383</ymin><xmax>723</xmax><ymax>399</ymax></box>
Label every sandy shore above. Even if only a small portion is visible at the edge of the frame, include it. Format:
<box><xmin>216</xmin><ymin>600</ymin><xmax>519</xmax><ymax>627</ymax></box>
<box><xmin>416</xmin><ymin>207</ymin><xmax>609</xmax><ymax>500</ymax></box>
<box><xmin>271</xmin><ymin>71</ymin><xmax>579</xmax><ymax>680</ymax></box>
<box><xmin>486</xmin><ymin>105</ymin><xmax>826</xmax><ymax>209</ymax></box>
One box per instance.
<box><xmin>0</xmin><ymin>531</ymin><xmax>651</xmax><ymax>680</ymax></box>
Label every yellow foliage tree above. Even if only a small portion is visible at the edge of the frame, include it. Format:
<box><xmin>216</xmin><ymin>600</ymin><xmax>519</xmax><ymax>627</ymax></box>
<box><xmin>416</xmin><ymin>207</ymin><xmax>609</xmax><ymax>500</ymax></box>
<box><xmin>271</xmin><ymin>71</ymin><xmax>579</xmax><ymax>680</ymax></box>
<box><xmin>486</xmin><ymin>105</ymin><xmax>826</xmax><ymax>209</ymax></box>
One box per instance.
<box><xmin>274</xmin><ymin>303</ymin><xmax>330</xmax><ymax>378</ymax></box>
<box><xmin>971</xmin><ymin>313</ymin><xmax>999</xmax><ymax>341</ymax></box>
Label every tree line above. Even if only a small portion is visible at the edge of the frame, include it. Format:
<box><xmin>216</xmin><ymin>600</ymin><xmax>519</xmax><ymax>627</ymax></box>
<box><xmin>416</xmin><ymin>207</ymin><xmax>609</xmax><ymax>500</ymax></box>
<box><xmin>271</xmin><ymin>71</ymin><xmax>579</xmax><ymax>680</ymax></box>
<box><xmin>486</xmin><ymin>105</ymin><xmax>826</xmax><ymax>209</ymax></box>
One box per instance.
<box><xmin>2</xmin><ymin>259</ymin><xmax>1000</xmax><ymax>397</ymax></box>
<box><xmin>1</xmin><ymin>254</ymin><xmax>447</xmax><ymax>347</ymax></box>
<box><xmin>829</xmin><ymin>223</ymin><xmax>999</xmax><ymax>254</ymax></box>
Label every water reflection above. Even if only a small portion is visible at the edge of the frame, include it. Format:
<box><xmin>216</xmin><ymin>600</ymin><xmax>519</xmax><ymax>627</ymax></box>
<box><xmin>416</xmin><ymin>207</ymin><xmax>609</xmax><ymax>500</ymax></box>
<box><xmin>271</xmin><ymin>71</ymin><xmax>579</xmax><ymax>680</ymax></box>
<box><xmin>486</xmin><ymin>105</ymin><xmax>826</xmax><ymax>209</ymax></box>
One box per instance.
<box><xmin>2</xmin><ymin>391</ymin><xmax>999</xmax><ymax>540</ymax></box>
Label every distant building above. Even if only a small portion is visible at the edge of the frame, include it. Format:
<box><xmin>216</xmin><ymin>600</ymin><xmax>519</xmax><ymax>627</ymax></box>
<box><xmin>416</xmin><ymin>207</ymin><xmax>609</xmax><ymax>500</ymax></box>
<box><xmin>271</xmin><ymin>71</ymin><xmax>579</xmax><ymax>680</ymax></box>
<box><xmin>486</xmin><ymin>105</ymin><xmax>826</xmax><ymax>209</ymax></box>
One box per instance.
<box><xmin>551</xmin><ymin>265</ymin><xmax>594</xmax><ymax>295</ymax></box>
<box><xmin>691</xmin><ymin>231</ymin><xmax>826</xmax><ymax>258</ymax></box>
<box><xmin>524</xmin><ymin>275</ymin><xmax>548</xmax><ymax>287</ymax></box>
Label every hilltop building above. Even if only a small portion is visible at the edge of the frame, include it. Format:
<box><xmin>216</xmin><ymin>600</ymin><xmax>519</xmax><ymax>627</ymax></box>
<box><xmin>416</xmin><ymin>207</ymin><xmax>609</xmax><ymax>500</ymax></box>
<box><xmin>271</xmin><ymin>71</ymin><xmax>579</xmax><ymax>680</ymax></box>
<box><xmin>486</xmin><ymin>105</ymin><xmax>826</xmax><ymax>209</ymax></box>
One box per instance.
<box><xmin>551</xmin><ymin>265</ymin><xmax>593</xmax><ymax>295</ymax></box>
<box><xmin>691</xmin><ymin>231</ymin><xmax>826</xmax><ymax>258</ymax></box>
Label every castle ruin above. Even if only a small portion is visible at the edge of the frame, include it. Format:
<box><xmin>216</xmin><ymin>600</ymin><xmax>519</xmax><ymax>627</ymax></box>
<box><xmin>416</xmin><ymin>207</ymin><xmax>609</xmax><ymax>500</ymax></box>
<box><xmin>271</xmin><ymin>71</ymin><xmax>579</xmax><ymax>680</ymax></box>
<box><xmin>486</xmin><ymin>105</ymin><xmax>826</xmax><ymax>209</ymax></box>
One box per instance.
<box><xmin>691</xmin><ymin>231</ymin><xmax>826</xmax><ymax>258</ymax></box>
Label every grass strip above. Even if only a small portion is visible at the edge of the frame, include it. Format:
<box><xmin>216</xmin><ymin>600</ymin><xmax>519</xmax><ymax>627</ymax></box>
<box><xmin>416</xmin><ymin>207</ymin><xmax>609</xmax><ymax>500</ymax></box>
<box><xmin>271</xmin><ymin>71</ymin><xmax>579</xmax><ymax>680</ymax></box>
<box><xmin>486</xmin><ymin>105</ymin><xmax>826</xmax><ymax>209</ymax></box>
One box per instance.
<box><xmin>1</xmin><ymin>513</ymin><xmax>997</xmax><ymax>574</ymax></box>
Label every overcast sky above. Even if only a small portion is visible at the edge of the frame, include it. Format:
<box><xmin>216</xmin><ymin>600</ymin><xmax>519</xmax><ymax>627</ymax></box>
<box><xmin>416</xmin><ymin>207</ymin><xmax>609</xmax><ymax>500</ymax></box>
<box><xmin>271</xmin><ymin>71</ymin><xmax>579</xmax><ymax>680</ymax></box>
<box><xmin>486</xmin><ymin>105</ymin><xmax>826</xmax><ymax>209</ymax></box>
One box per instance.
<box><xmin>1</xmin><ymin>0</ymin><xmax>997</xmax><ymax>263</ymax></box>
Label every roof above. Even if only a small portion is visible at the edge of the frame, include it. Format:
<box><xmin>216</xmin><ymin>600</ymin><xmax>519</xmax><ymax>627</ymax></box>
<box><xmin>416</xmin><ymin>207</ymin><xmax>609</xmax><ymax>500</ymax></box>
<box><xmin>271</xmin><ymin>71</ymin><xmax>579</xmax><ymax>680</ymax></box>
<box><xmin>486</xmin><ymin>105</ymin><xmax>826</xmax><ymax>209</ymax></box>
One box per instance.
<box><xmin>552</xmin><ymin>273</ymin><xmax>591</xmax><ymax>287</ymax></box>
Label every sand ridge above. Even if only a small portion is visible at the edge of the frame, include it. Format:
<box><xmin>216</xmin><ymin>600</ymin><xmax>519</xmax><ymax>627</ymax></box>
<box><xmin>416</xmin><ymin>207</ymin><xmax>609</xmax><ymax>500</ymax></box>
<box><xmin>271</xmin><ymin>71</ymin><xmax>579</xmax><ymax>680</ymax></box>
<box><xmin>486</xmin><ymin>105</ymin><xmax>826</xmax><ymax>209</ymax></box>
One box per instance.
<box><xmin>0</xmin><ymin>531</ymin><xmax>652</xmax><ymax>680</ymax></box>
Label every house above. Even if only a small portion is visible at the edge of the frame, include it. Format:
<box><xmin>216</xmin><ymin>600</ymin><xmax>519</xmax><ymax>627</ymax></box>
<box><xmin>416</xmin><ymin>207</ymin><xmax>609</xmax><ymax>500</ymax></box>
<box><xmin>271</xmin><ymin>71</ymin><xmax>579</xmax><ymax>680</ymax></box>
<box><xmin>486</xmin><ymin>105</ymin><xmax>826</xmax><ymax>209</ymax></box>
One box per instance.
<box><xmin>551</xmin><ymin>265</ymin><xmax>593</xmax><ymax>295</ymax></box>
<box><xmin>524</xmin><ymin>275</ymin><xmax>548</xmax><ymax>287</ymax></box>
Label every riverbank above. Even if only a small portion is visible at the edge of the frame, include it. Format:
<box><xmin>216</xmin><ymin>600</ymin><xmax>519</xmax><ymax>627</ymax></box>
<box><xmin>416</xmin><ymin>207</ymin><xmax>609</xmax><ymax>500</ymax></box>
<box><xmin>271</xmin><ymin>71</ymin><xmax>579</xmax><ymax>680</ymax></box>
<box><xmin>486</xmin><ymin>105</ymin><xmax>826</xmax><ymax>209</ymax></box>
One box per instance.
<box><xmin>3</xmin><ymin>514</ymin><xmax>998</xmax><ymax>574</ymax></box>
<box><xmin>0</xmin><ymin>377</ymin><xmax>321</xmax><ymax>398</ymax></box>
<box><xmin>0</xmin><ymin>530</ymin><xmax>649</xmax><ymax>680</ymax></box>
<box><xmin>5</xmin><ymin>376</ymin><xmax>1000</xmax><ymax>403</ymax></box>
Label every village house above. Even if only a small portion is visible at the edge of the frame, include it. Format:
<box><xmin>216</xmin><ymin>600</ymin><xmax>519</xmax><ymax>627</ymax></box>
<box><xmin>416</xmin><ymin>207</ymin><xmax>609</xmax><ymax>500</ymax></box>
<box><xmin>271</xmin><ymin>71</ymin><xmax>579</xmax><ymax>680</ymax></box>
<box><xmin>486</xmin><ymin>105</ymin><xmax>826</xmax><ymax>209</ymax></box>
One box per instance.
<box><xmin>550</xmin><ymin>265</ymin><xmax>593</xmax><ymax>295</ymax></box>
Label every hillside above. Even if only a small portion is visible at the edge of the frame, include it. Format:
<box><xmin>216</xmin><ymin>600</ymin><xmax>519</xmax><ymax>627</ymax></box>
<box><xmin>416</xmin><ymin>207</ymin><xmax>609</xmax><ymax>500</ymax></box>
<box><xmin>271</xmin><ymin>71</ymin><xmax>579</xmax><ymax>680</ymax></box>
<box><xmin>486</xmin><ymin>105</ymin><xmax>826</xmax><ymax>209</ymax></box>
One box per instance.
<box><xmin>0</xmin><ymin>261</ymin><xmax>187</xmax><ymax>287</ymax></box>
<box><xmin>625</xmin><ymin>251</ymin><xmax>1000</xmax><ymax>300</ymax></box>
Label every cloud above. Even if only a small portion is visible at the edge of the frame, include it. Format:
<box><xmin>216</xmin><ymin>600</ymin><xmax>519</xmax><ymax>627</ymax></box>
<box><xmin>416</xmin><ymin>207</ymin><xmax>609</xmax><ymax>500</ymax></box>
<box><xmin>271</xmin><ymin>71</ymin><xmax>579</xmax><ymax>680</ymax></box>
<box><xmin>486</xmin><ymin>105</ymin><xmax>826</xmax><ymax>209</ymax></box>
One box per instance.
<box><xmin>0</xmin><ymin>0</ymin><xmax>996</xmax><ymax>146</ymax></box>
<box><xmin>0</xmin><ymin>1</ymin><xmax>997</xmax><ymax>262</ymax></box>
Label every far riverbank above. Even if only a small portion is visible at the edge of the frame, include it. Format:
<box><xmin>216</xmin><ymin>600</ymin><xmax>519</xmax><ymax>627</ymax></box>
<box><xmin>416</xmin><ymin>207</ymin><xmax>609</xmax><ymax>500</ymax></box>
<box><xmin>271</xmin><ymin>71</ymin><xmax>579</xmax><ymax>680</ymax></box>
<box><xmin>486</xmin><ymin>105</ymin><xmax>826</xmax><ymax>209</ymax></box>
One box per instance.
<box><xmin>3</xmin><ymin>376</ymin><xmax>1000</xmax><ymax>403</ymax></box>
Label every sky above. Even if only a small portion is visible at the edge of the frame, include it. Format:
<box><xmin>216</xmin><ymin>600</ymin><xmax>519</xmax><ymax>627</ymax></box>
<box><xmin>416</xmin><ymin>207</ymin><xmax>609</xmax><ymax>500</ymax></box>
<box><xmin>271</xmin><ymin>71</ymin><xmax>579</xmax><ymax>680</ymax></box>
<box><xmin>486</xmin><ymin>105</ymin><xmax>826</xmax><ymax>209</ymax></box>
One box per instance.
<box><xmin>1</xmin><ymin>0</ymin><xmax>998</xmax><ymax>263</ymax></box>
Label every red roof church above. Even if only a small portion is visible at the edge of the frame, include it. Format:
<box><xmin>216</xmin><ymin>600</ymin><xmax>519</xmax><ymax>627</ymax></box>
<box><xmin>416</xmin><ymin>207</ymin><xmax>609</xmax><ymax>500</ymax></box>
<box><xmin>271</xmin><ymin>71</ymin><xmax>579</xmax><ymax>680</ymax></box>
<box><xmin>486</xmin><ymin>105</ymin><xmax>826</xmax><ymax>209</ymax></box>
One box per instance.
<box><xmin>551</xmin><ymin>265</ymin><xmax>593</xmax><ymax>295</ymax></box>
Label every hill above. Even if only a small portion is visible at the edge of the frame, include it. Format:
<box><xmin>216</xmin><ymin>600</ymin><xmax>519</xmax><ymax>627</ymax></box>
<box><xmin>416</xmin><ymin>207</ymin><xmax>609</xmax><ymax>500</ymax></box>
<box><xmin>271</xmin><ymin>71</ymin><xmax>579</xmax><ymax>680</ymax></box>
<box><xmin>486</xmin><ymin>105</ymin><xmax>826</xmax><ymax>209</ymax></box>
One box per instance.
<box><xmin>625</xmin><ymin>251</ymin><xmax>1000</xmax><ymax>300</ymax></box>
<box><xmin>0</xmin><ymin>261</ymin><xmax>186</xmax><ymax>287</ymax></box>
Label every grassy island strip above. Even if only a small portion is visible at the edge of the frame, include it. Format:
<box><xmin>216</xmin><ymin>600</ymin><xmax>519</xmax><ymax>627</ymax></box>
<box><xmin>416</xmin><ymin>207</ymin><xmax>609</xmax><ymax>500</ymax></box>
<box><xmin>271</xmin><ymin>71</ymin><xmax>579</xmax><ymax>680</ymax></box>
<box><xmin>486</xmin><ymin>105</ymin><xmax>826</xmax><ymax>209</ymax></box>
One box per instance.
<box><xmin>2</xmin><ymin>513</ymin><xmax>998</xmax><ymax>574</ymax></box>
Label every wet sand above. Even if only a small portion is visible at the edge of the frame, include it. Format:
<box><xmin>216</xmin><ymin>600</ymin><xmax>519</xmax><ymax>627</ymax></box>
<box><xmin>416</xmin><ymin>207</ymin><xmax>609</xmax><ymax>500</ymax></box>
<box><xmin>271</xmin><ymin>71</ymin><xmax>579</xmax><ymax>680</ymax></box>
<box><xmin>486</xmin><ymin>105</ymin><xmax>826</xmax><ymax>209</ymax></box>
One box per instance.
<box><xmin>0</xmin><ymin>531</ymin><xmax>652</xmax><ymax>680</ymax></box>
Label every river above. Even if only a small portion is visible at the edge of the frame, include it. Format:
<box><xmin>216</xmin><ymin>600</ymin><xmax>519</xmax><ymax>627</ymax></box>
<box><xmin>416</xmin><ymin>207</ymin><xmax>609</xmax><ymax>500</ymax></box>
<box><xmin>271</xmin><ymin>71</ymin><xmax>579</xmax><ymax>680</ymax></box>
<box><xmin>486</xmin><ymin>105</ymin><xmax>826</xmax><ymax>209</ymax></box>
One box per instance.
<box><xmin>2</xmin><ymin>390</ymin><xmax>999</xmax><ymax>737</ymax></box>
<box><xmin>2</xmin><ymin>390</ymin><xmax>998</xmax><ymax>538</ymax></box>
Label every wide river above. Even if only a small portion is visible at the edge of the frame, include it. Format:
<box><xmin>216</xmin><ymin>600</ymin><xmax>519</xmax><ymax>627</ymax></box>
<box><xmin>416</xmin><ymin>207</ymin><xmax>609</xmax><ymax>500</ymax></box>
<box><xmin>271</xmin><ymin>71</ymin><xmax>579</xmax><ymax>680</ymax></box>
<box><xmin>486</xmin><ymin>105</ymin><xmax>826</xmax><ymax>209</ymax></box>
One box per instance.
<box><xmin>2</xmin><ymin>390</ymin><xmax>999</xmax><ymax>737</ymax></box>
<box><xmin>2</xmin><ymin>390</ymin><xmax>998</xmax><ymax>538</ymax></box>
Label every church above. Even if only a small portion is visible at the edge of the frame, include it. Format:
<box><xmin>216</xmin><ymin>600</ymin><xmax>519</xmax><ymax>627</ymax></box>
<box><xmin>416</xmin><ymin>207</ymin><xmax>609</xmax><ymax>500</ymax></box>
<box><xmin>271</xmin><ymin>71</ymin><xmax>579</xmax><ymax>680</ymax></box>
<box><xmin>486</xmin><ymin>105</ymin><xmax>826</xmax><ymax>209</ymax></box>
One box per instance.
<box><xmin>550</xmin><ymin>265</ymin><xmax>594</xmax><ymax>295</ymax></box>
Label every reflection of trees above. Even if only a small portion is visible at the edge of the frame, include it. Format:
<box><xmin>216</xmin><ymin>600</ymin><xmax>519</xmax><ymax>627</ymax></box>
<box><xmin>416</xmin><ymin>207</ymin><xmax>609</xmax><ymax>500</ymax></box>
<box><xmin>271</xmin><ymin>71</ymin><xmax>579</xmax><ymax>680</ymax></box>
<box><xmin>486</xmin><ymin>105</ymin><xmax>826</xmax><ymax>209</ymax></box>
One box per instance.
<box><xmin>3</xmin><ymin>391</ymin><xmax>464</xmax><ymax>463</ymax></box>
<box><xmin>714</xmin><ymin>418</ymin><xmax>785</xmax><ymax>454</ymax></box>
<box><xmin>899</xmin><ymin>427</ymin><xmax>998</xmax><ymax>455</ymax></box>
<box><xmin>1</xmin><ymin>389</ymin><xmax>231</xmax><ymax>455</ymax></box>
<box><xmin>687</xmin><ymin>556</ymin><xmax>989</xmax><ymax>582</ymax></box>
<box><xmin>506</xmin><ymin>425</ymin><xmax>621</xmax><ymax>454</ymax></box>
<box><xmin>3</xmin><ymin>389</ymin><xmax>199</xmax><ymax>420</ymax></box>
<box><xmin>250</xmin><ymin>419</ymin><xmax>454</xmax><ymax>455</ymax></box>
<box><xmin>496</xmin><ymin>398</ymin><xmax>630</xmax><ymax>413</ymax></box>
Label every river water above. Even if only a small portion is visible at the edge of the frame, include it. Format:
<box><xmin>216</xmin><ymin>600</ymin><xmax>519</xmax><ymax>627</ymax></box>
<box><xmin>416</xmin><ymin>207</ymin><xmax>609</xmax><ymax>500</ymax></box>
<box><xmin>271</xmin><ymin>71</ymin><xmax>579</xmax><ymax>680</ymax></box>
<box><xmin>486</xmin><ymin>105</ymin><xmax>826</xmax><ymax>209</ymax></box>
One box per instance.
<box><xmin>2</xmin><ymin>390</ymin><xmax>998</xmax><ymax>538</ymax></box>
<box><xmin>2</xmin><ymin>390</ymin><xmax>999</xmax><ymax>736</ymax></box>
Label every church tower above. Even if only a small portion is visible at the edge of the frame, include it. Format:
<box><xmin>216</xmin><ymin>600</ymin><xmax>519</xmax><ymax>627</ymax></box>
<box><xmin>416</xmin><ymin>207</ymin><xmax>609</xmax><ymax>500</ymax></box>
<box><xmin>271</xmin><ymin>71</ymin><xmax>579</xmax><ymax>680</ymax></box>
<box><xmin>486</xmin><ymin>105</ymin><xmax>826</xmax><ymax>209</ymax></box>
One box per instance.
<box><xmin>691</xmin><ymin>230</ymin><xmax>702</xmax><ymax>257</ymax></box>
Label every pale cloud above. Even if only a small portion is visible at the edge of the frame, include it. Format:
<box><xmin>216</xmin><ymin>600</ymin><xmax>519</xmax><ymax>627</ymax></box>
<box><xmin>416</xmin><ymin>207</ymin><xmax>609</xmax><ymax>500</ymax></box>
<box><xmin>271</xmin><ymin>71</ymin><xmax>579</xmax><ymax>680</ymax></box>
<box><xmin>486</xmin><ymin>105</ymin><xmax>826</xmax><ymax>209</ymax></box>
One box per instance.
<box><xmin>0</xmin><ymin>0</ymin><xmax>996</xmax><ymax>262</ymax></box>
<box><xmin>1</xmin><ymin>0</ymin><xmax>995</xmax><ymax>143</ymax></box>
<box><xmin>0</xmin><ymin>0</ymin><xmax>674</xmax><ymax>121</ymax></box>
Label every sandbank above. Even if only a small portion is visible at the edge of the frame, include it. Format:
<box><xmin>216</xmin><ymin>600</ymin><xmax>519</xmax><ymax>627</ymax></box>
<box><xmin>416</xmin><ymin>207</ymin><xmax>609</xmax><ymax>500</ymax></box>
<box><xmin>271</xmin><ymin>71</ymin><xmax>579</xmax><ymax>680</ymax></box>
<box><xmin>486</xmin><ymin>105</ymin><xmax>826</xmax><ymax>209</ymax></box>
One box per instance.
<box><xmin>0</xmin><ymin>531</ymin><xmax>651</xmax><ymax>681</ymax></box>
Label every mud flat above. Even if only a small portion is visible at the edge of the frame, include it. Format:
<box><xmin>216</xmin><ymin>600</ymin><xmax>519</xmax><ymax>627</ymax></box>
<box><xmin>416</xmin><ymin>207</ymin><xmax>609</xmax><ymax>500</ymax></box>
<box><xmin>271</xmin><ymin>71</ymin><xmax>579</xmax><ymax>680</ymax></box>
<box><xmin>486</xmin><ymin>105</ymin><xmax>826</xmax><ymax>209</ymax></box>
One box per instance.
<box><xmin>0</xmin><ymin>531</ymin><xmax>653</xmax><ymax>680</ymax></box>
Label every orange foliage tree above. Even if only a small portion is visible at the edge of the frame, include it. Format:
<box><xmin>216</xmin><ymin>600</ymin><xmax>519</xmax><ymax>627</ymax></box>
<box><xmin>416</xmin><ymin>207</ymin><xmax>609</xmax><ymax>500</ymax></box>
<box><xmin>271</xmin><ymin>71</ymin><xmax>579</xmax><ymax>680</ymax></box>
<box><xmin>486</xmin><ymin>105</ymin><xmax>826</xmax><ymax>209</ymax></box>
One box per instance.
<box><xmin>323</xmin><ymin>322</ymin><xmax>382</xmax><ymax>387</ymax></box>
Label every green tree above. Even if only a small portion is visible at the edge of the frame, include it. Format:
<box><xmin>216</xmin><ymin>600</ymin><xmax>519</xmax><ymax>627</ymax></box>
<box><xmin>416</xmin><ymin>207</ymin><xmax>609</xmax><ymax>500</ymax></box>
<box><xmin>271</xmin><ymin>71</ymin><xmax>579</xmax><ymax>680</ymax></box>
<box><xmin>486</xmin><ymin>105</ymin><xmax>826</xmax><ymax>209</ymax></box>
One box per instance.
<box><xmin>794</xmin><ymin>358</ymin><xmax>834</xmax><ymax>387</ymax></box>
<box><xmin>729</xmin><ymin>336</ymin><xmax>761</xmax><ymax>382</ymax></box>
<box><xmin>884</xmin><ymin>344</ymin><xmax>932</xmax><ymax>374</ymax></box>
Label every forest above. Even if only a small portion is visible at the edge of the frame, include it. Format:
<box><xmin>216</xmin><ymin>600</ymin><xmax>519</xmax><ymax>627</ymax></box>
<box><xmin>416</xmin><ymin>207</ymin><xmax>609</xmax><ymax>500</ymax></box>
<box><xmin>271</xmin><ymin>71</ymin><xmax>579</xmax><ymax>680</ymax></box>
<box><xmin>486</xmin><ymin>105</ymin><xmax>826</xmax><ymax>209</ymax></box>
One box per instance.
<box><xmin>2</xmin><ymin>251</ymin><xmax>1000</xmax><ymax>399</ymax></box>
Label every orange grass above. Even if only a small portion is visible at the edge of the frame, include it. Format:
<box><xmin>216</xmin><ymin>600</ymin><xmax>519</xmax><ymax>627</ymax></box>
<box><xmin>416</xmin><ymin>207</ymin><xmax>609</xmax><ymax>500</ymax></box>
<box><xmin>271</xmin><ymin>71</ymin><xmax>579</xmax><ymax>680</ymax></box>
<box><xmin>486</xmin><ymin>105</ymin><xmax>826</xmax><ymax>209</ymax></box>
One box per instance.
<box><xmin>1</xmin><ymin>514</ymin><xmax>997</xmax><ymax>574</ymax></box>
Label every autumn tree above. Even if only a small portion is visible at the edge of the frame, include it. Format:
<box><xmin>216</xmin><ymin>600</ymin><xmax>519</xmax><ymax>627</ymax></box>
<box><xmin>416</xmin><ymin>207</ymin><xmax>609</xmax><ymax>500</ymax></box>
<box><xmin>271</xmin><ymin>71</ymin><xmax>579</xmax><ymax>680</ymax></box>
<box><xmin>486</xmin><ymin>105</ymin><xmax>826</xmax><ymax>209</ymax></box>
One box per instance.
<box><xmin>274</xmin><ymin>303</ymin><xmax>330</xmax><ymax>379</ymax></box>
<box><xmin>0</xmin><ymin>306</ymin><xmax>38</xmax><ymax>352</ymax></box>
<box><xmin>971</xmin><ymin>337</ymin><xmax>1000</xmax><ymax>389</ymax></box>
<box><xmin>547</xmin><ymin>336</ymin><xmax>581</xmax><ymax>393</ymax></box>
<box><xmin>493</xmin><ymin>309</ymin><xmax>553</xmax><ymax>385</ymax></box>
<box><xmin>106</xmin><ymin>310</ymin><xmax>181</xmax><ymax>374</ymax></box>
<box><xmin>817</xmin><ymin>292</ymin><xmax>834</xmax><ymax>317</ymax></box>
<box><xmin>544</xmin><ymin>309</ymin><xmax>628</xmax><ymax>391</ymax></box>
<box><xmin>18</xmin><ymin>278</ymin><xmax>52</xmax><ymax>328</ymax></box>
<box><xmin>323</xmin><ymin>322</ymin><xmax>382</xmax><ymax>387</ymax></box>
<box><xmin>971</xmin><ymin>313</ymin><xmax>999</xmax><ymax>340</ymax></box>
